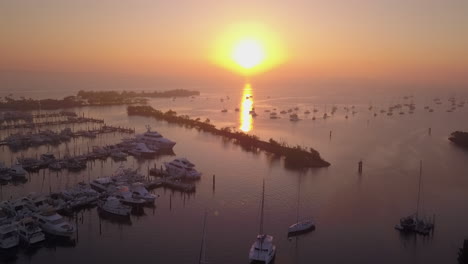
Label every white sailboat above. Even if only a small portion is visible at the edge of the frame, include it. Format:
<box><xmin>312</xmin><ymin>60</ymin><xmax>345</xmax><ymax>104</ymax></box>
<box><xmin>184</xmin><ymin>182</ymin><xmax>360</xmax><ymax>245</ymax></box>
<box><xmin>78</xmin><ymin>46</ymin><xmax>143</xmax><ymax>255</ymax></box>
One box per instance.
<box><xmin>288</xmin><ymin>176</ymin><xmax>315</xmax><ymax>236</ymax></box>
<box><xmin>249</xmin><ymin>180</ymin><xmax>276</xmax><ymax>264</ymax></box>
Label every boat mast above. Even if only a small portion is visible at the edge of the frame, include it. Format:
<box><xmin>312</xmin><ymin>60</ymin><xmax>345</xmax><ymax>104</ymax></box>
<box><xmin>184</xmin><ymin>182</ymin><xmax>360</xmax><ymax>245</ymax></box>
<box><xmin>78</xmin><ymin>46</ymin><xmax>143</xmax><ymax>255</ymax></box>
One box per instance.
<box><xmin>416</xmin><ymin>160</ymin><xmax>423</xmax><ymax>220</ymax></box>
<box><xmin>198</xmin><ymin>211</ymin><xmax>207</xmax><ymax>264</ymax></box>
<box><xmin>296</xmin><ymin>176</ymin><xmax>301</xmax><ymax>223</ymax></box>
<box><xmin>260</xmin><ymin>179</ymin><xmax>265</xmax><ymax>235</ymax></box>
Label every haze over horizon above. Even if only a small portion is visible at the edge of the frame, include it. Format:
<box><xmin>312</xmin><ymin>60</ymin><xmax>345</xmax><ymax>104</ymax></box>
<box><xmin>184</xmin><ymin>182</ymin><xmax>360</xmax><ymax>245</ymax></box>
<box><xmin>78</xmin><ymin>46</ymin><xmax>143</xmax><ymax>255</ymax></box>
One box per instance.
<box><xmin>1</xmin><ymin>0</ymin><xmax>467</xmax><ymax>93</ymax></box>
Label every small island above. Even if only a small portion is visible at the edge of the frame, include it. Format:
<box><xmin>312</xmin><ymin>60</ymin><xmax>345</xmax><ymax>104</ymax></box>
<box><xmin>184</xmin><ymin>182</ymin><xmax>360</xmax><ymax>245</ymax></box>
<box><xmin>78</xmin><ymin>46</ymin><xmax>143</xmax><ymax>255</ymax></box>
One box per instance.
<box><xmin>449</xmin><ymin>131</ymin><xmax>468</xmax><ymax>149</ymax></box>
<box><xmin>0</xmin><ymin>89</ymin><xmax>200</xmax><ymax>111</ymax></box>
<box><xmin>127</xmin><ymin>105</ymin><xmax>331</xmax><ymax>169</ymax></box>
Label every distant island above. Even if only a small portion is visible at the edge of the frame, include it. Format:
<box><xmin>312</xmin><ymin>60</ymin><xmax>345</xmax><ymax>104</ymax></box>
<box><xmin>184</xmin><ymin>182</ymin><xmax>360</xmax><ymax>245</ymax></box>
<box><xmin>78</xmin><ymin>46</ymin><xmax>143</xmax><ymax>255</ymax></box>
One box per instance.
<box><xmin>0</xmin><ymin>89</ymin><xmax>200</xmax><ymax>111</ymax></box>
<box><xmin>127</xmin><ymin>105</ymin><xmax>331</xmax><ymax>169</ymax></box>
<box><xmin>449</xmin><ymin>131</ymin><xmax>468</xmax><ymax>149</ymax></box>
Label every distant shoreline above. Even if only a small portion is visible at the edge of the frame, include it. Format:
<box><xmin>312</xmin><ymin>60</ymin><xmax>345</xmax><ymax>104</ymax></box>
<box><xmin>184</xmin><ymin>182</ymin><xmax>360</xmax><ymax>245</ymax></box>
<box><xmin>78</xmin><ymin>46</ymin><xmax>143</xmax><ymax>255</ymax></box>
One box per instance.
<box><xmin>0</xmin><ymin>89</ymin><xmax>200</xmax><ymax>111</ymax></box>
<box><xmin>127</xmin><ymin>105</ymin><xmax>331</xmax><ymax>169</ymax></box>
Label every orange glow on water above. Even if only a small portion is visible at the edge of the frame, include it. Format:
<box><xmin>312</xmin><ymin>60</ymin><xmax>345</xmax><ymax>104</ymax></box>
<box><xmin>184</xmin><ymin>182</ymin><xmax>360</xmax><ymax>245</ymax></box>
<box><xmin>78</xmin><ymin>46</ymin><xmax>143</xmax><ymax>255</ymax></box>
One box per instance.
<box><xmin>240</xmin><ymin>83</ymin><xmax>253</xmax><ymax>132</ymax></box>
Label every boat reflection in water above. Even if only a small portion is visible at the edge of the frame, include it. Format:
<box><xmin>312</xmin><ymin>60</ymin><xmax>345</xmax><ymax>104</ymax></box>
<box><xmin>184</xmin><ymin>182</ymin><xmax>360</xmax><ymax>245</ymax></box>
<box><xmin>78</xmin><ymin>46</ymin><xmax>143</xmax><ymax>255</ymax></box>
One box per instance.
<box><xmin>240</xmin><ymin>83</ymin><xmax>254</xmax><ymax>132</ymax></box>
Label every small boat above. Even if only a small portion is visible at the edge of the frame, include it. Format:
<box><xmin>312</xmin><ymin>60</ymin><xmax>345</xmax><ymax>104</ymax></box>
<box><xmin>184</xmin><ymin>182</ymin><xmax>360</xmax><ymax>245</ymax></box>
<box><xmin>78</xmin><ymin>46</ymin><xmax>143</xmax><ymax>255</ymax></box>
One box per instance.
<box><xmin>33</xmin><ymin>211</ymin><xmax>75</xmax><ymax>237</ymax></box>
<box><xmin>113</xmin><ymin>187</ymin><xmax>146</xmax><ymax>206</ymax></box>
<box><xmin>288</xmin><ymin>176</ymin><xmax>315</xmax><ymax>237</ymax></box>
<box><xmin>10</xmin><ymin>164</ymin><xmax>27</xmax><ymax>179</ymax></box>
<box><xmin>289</xmin><ymin>114</ymin><xmax>300</xmax><ymax>122</ymax></box>
<box><xmin>131</xmin><ymin>183</ymin><xmax>157</xmax><ymax>203</ymax></box>
<box><xmin>221</xmin><ymin>109</ymin><xmax>228</xmax><ymax>113</ymax></box>
<box><xmin>48</xmin><ymin>162</ymin><xmax>62</xmax><ymax>171</ymax></box>
<box><xmin>164</xmin><ymin>158</ymin><xmax>202</xmax><ymax>179</ymax></box>
<box><xmin>90</xmin><ymin>177</ymin><xmax>114</xmax><ymax>193</ymax></box>
<box><xmin>395</xmin><ymin>161</ymin><xmax>434</xmax><ymax>236</ymax></box>
<box><xmin>97</xmin><ymin>196</ymin><xmax>131</xmax><ymax>217</ymax></box>
<box><xmin>0</xmin><ymin>224</ymin><xmax>19</xmax><ymax>249</ymax></box>
<box><xmin>235</xmin><ymin>108</ymin><xmax>240</xmax><ymax>112</ymax></box>
<box><xmin>288</xmin><ymin>220</ymin><xmax>315</xmax><ymax>236</ymax></box>
<box><xmin>111</xmin><ymin>151</ymin><xmax>128</xmax><ymax>161</ymax></box>
<box><xmin>16</xmin><ymin>217</ymin><xmax>45</xmax><ymax>245</ymax></box>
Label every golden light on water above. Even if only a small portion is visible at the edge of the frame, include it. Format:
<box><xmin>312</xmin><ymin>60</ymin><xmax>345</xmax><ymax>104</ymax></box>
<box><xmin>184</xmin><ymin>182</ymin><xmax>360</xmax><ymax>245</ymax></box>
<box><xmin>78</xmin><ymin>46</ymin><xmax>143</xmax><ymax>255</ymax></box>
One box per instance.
<box><xmin>240</xmin><ymin>83</ymin><xmax>253</xmax><ymax>132</ymax></box>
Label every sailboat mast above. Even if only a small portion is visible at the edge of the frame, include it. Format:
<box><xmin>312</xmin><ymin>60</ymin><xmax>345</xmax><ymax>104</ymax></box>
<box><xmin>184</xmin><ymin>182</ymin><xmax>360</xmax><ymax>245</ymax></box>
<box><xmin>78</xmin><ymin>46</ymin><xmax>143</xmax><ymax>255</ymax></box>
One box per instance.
<box><xmin>416</xmin><ymin>160</ymin><xmax>423</xmax><ymax>219</ymax></box>
<box><xmin>296</xmin><ymin>176</ymin><xmax>301</xmax><ymax>223</ymax></box>
<box><xmin>198</xmin><ymin>211</ymin><xmax>207</xmax><ymax>264</ymax></box>
<box><xmin>260</xmin><ymin>179</ymin><xmax>265</xmax><ymax>235</ymax></box>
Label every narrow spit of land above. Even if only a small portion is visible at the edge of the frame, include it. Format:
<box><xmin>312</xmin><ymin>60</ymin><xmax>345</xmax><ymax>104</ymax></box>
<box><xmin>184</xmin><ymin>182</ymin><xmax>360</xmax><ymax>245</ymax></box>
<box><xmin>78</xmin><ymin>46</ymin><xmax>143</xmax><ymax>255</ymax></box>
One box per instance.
<box><xmin>127</xmin><ymin>105</ymin><xmax>331</xmax><ymax>169</ymax></box>
<box><xmin>0</xmin><ymin>89</ymin><xmax>200</xmax><ymax>110</ymax></box>
<box><xmin>449</xmin><ymin>131</ymin><xmax>468</xmax><ymax>149</ymax></box>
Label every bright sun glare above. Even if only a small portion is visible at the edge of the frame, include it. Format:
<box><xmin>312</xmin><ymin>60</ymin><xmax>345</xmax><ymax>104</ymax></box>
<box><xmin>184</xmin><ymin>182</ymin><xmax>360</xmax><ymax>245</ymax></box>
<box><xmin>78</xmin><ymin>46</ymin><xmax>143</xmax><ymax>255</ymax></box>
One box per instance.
<box><xmin>232</xmin><ymin>39</ymin><xmax>265</xmax><ymax>69</ymax></box>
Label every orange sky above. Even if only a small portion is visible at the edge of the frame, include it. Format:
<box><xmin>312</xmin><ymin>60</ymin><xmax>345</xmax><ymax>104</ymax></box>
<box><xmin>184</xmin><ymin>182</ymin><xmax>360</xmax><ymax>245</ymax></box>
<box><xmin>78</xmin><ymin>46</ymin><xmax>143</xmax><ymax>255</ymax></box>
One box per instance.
<box><xmin>1</xmin><ymin>0</ymin><xmax>467</xmax><ymax>90</ymax></box>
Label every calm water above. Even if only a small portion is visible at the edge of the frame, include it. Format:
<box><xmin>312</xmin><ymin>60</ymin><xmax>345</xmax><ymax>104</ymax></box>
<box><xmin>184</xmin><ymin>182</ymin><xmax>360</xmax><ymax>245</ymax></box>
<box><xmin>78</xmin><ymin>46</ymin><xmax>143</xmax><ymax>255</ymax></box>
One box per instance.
<box><xmin>1</xmin><ymin>85</ymin><xmax>468</xmax><ymax>264</ymax></box>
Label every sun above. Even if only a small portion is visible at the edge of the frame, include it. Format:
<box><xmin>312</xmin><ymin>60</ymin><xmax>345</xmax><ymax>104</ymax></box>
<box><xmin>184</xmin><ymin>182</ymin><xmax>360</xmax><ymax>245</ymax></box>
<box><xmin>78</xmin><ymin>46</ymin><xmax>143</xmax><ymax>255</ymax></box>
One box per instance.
<box><xmin>232</xmin><ymin>39</ymin><xmax>265</xmax><ymax>69</ymax></box>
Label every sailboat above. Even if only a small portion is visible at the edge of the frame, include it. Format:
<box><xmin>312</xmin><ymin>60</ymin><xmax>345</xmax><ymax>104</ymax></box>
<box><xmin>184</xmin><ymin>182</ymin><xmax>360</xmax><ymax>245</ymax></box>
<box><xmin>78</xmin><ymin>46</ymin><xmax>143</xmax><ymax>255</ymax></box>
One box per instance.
<box><xmin>395</xmin><ymin>160</ymin><xmax>434</xmax><ymax>235</ymax></box>
<box><xmin>249</xmin><ymin>180</ymin><xmax>276</xmax><ymax>264</ymax></box>
<box><xmin>288</xmin><ymin>176</ymin><xmax>315</xmax><ymax>236</ymax></box>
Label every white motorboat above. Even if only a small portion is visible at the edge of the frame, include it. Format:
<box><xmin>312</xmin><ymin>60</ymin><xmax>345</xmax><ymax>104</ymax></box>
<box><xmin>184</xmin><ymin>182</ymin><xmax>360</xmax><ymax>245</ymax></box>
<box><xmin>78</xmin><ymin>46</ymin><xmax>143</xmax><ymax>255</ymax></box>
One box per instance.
<box><xmin>129</xmin><ymin>143</ymin><xmax>157</xmax><ymax>157</ymax></box>
<box><xmin>133</xmin><ymin>126</ymin><xmax>176</xmax><ymax>150</ymax></box>
<box><xmin>0</xmin><ymin>224</ymin><xmax>19</xmax><ymax>249</ymax></box>
<box><xmin>10</xmin><ymin>164</ymin><xmax>27</xmax><ymax>179</ymax></box>
<box><xmin>113</xmin><ymin>187</ymin><xmax>146</xmax><ymax>206</ymax></box>
<box><xmin>90</xmin><ymin>177</ymin><xmax>114</xmax><ymax>192</ymax></box>
<box><xmin>0</xmin><ymin>164</ymin><xmax>12</xmax><ymax>181</ymax></box>
<box><xmin>25</xmin><ymin>193</ymin><xmax>54</xmax><ymax>212</ymax></box>
<box><xmin>98</xmin><ymin>196</ymin><xmax>131</xmax><ymax>217</ymax></box>
<box><xmin>249</xmin><ymin>180</ymin><xmax>276</xmax><ymax>264</ymax></box>
<box><xmin>17</xmin><ymin>217</ymin><xmax>45</xmax><ymax>245</ymax></box>
<box><xmin>131</xmin><ymin>183</ymin><xmax>157</xmax><ymax>203</ymax></box>
<box><xmin>164</xmin><ymin>158</ymin><xmax>201</xmax><ymax>179</ymax></box>
<box><xmin>111</xmin><ymin>151</ymin><xmax>128</xmax><ymax>160</ymax></box>
<box><xmin>33</xmin><ymin>211</ymin><xmax>75</xmax><ymax>238</ymax></box>
<box><xmin>5</xmin><ymin>198</ymin><xmax>33</xmax><ymax>219</ymax></box>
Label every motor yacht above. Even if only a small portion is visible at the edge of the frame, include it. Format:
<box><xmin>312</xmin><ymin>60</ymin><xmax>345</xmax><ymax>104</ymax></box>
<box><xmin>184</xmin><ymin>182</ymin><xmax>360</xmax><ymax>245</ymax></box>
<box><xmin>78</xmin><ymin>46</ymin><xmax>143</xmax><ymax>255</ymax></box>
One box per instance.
<box><xmin>97</xmin><ymin>196</ymin><xmax>131</xmax><ymax>217</ymax></box>
<box><xmin>130</xmin><ymin>183</ymin><xmax>157</xmax><ymax>203</ymax></box>
<box><xmin>164</xmin><ymin>158</ymin><xmax>201</xmax><ymax>179</ymax></box>
<box><xmin>90</xmin><ymin>177</ymin><xmax>114</xmax><ymax>193</ymax></box>
<box><xmin>113</xmin><ymin>186</ymin><xmax>146</xmax><ymax>206</ymax></box>
<box><xmin>33</xmin><ymin>211</ymin><xmax>75</xmax><ymax>238</ymax></box>
<box><xmin>10</xmin><ymin>164</ymin><xmax>27</xmax><ymax>179</ymax></box>
<box><xmin>17</xmin><ymin>217</ymin><xmax>45</xmax><ymax>245</ymax></box>
<box><xmin>133</xmin><ymin>126</ymin><xmax>176</xmax><ymax>150</ymax></box>
<box><xmin>0</xmin><ymin>224</ymin><xmax>19</xmax><ymax>249</ymax></box>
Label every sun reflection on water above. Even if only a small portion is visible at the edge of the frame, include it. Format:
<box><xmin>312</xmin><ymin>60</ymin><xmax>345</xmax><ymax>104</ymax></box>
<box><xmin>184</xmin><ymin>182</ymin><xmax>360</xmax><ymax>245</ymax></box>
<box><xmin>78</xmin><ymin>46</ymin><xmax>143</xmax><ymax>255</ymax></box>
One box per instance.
<box><xmin>240</xmin><ymin>83</ymin><xmax>253</xmax><ymax>132</ymax></box>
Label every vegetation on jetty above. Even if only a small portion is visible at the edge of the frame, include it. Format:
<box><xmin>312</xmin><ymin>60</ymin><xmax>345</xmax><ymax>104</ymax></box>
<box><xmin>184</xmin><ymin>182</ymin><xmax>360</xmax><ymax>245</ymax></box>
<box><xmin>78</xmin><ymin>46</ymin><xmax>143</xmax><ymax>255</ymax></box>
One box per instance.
<box><xmin>0</xmin><ymin>89</ymin><xmax>199</xmax><ymax>110</ymax></box>
<box><xmin>449</xmin><ymin>131</ymin><xmax>468</xmax><ymax>149</ymax></box>
<box><xmin>77</xmin><ymin>89</ymin><xmax>200</xmax><ymax>104</ymax></box>
<box><xmin>127</xmin><ymin>105</ymin><xmax>331</xmax><ymax>169</ymax></box>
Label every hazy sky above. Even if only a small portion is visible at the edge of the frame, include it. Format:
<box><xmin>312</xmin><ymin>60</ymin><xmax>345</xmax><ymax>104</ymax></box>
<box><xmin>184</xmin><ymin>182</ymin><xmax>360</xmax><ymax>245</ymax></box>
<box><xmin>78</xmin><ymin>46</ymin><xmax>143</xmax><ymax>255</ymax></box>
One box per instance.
<box><xmin>1</xmin><ymin>0</ymin><xmax>467</xmax><ymax>91</ymax></box>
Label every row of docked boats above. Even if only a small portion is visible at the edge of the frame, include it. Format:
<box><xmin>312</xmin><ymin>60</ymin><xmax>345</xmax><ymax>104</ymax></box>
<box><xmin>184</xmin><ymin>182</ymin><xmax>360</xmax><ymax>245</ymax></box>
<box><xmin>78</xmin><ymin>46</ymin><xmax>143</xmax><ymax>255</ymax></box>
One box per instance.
<box><xmin>10</xmin><ymin>126</ymin><xmax>176</xmax><ymax>174</ymax></box>
<box><xmin>0</xmin><ymin>167</ymin><xmax>160</xmax><ymax>249</ymax></box>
